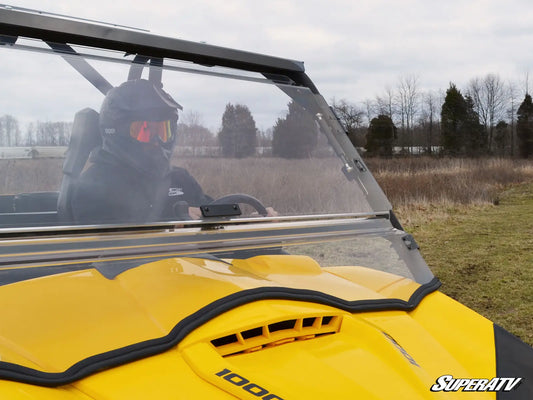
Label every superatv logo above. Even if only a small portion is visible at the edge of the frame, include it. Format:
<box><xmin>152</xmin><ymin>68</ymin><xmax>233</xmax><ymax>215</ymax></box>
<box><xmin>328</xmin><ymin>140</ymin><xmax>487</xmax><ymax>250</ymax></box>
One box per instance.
<box><xmin>215</xmin><ymin>368</ymin><xmax>283</xmax><ymax>399</ymax></box>
<box><xmin>430</xmin><ymin>375</ymin><xmax>522</xmax><ymax>392</ymax></box>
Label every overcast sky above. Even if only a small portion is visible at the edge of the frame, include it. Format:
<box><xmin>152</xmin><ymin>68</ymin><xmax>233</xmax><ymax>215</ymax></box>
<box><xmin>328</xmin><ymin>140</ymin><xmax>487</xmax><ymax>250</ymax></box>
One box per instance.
<box><xmin>9</xmin><ymin>0</ymin><xmax>533</xmax><ymax>105</ymax></box>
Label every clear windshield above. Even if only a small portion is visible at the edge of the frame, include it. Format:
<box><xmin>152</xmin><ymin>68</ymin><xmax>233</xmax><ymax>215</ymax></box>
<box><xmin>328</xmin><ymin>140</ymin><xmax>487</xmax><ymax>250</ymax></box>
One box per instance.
<box><xmin>0</xmin><ymin>38</ymin><xmax>379</xmax><ymax>228</ymax></box>
<box><xmin>0</xmin><ymin>34</ymin><xmax>435</xmax><ymax>287</ymax></box>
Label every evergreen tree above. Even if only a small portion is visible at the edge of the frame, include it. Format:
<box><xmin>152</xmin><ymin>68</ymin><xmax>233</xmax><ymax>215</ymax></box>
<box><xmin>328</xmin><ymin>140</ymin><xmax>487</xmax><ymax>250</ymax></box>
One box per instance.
<box><xmin>494</xmin><ymin>120</ymin><xmax>508</xmax><ymax>156</ymax></box>
<box><xmin>218</xmin><ymin>103</ymin><xmax>258</xmax><ymax>158</ymax></box>
<box><xmin>464</xmin><ymin>95</ymin><xmax>486</xmax><ymax>156</ymax></box>
<box><xmin>365</xmin><ymin>114</ymin><xmax>396</xmax><ymax>156</ymax></box>
<box><xmin>441</xmin><ymin>84</ymin><xmax>467</xmax><ymax>155</ymax></box>
<box><xmin>441</xmin><ymin>85</ymin><xmax>486</xmax><ymax>156</ymax></box>
<box><xmin>517</xmin><ymin>94</ymin><xmax>533</xmax><ymax>158</ymax></box>
<box><xmin>272</xmin><ymin>100</ymin><xmax>317</xmax><ymax>158</ymax></box>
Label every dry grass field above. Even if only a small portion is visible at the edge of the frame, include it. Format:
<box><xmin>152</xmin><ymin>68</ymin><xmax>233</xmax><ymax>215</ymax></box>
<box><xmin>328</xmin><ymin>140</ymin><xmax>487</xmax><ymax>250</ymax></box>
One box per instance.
<box><xmin>172</xmin><ymin>156</ymin><xmax>372</xmax><ymax>214</ymax></box>
<box><xmin>0</xmin><ymin>158</ymin><xmax>63</xmax><ymax>193</ymax></box>
<box><xmin>368</xmin><ymin>157</ymin><xmax>533</xmax><ymax>225</ymax></box>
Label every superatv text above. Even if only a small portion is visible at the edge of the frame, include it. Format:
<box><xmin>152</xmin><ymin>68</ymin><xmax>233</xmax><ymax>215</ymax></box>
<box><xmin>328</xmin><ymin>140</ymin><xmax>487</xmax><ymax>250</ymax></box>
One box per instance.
<box><xmin>430</xmin><ymin>375</ymin><xmax>522</xmax><ymax>392</ymax></box>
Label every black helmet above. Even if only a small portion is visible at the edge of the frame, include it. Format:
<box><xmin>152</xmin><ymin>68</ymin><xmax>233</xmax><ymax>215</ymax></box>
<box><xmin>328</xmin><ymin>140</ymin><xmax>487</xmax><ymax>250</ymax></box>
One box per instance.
<box><xmin>99</xmin><ymin>79</ymin><xmax>182</xmax><ymax>177</ymax></box>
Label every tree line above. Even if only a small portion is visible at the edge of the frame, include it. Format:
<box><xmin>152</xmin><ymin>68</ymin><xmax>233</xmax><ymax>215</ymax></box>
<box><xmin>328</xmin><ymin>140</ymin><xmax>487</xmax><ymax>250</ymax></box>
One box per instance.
<box><xmin>178</xmin><ymin>101</ymin><xmax>321</xmax><ymax>158</ymax></box>
<box><xmin>333</xmin><ymin>73</ymin><xmax>533</xmax><ymax>158</ymax></box>
<box><xmin>0</xmin><ymin>116</ymin><xmax>72</xmax><ymax>147</ymax></box>
<box><xmin>3</xmin><ymin>72</ymin><xmax>533</xmax><ymax>159</ymax></box>
<box><xmin>0</xmin><ymin>103</ymin><xmax>316</xmax><ymax>159</ymax></box>
<box><xmin>0</xmin><ymin>100</ymin><xmax>320</xmax><ymax>159</ymax></box>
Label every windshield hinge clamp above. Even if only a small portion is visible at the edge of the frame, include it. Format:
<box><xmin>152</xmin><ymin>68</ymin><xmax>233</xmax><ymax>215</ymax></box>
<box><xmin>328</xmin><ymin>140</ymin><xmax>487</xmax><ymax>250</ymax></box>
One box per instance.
<box><xmin>402</xmin><ymin>234</ymin><xmax>419</xmax><ymax>250</ymax></box>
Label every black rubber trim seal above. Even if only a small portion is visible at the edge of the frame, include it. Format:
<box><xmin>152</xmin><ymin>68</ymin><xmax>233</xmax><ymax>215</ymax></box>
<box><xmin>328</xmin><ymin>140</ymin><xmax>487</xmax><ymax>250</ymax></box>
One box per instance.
<box><xmin>494</xmin><ymin>324</ymin><xmax>533</xmax><ymax>399</ymax></box>
<box><xmin>0</xmin><ymin>277</ymin><xmax>441</xmax><ymax>387</ymax></box>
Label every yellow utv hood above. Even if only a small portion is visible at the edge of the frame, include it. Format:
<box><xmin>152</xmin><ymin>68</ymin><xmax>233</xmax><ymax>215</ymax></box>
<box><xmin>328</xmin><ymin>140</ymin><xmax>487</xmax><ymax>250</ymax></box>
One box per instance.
<box><xmin>0</xmin><ymin>255</ymin><xmax>521</xmax><ymax>399</ymax></box>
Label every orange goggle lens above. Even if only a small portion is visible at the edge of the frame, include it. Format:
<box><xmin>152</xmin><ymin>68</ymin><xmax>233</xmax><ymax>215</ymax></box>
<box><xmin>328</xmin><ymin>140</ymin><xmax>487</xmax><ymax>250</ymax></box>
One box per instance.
<box><xmin>129</xmin><ymin>120</ymin><xmax>173</xmax><ymax>143</ymax></box>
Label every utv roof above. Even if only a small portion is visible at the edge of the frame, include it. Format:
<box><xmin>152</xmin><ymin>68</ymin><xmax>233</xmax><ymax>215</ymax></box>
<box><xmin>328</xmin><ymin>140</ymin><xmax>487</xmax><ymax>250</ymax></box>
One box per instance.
<box><xmin>0</xmin><ymin>4</ymin><xmax>316</xmax><ymax>90</ymax></box>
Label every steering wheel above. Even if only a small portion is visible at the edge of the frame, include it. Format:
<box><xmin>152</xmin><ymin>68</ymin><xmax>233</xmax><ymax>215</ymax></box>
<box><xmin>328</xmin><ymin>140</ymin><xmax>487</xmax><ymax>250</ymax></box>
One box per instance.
<box><xmin>209</xmin><ymin>194</ymin><xmax>268</xmax><ymax>216</ymax></box>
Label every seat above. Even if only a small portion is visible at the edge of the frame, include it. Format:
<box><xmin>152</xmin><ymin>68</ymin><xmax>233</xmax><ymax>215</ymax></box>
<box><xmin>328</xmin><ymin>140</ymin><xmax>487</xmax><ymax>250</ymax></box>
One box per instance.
<box><xmin>56</xmin><ymin>108</ymin><xmax>101</xmax><ymax>223</ymax></box>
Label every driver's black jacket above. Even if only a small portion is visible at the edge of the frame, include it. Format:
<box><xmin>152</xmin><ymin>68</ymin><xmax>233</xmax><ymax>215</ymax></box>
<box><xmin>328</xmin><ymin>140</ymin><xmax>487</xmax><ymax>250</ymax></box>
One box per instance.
<box><xmin>71</xmin><ymin>149</ymin><xmax>211</xmax><ymax>224</ymax></box>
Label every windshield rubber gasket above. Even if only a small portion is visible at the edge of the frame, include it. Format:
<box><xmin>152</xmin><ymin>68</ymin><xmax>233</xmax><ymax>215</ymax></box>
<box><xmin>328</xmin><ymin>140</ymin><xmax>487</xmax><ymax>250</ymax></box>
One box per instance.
<box><xmin>0</xmin><ymin>278</ymin><xmax>441</xmax><ymax>387</ymax></box>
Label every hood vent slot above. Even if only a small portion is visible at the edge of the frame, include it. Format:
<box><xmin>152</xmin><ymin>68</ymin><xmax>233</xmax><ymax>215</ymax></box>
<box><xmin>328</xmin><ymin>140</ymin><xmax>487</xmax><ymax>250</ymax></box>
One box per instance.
<box><xmin>210</xmin><ymin>315</ymin><xmax>342</xmax><ymax>356</ymax></box>
<box><xmin>268</xmin><ymin>319</ymin><xmax>296</xmax><ymax>332</ymax></box>
<box><xmin>211</xmin><ymin>334</ymin><xmax>239</xmax><ymax>348</ymax></box>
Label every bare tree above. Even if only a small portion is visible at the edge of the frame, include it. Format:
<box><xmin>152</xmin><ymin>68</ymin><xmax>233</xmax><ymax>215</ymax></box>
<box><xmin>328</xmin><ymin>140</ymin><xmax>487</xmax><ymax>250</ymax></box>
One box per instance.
<box><xmin>396</xmin><ymin>75</ymin><xmax>419</xmax><ymax>153</ymax></box>
<box><xmin>0</xmin><ymin>115</ymin><xmax>21</xmax><ymax>146</ymax></box>
<box><xmin>419</xmin><ymin>90</ymin><xmax>441</xmax><ymax>154</ymax></box>
<box><xmin>182</xmin><ymin>110</ymin><xmax>202</xmax><ymax>127</ymax></box>
<box><xmin>486</xmin><ymin>74</ymin><xmax>507</xmax><ymax>150</ymax></box>
<box><xmin>522</xmin><ymin>71</ymin><xmax>530</xmax><ymax>97</ymax></box>
<box><xmin>467</xmin><ymin>77</ymin><xmax>487</xmax><ymax>125</ymax></box>
<box><xmin>362</xmin><ymin>98</ymin><xmax>375</xmax><ymax>126</ymax></box>
<box><xmin>507</xmin><ymin>81</ymin><xmax>519</xmax><ymax>156</ymax></box>
<box><xmin>331</xmin><ymin>98</ymin><xmax>366</xmax><ymax>148</ymax></box>
<box><xmin>467</xmin><ymin>73</ymin><xmax>508</xmax><ymax>152</ymax></box>
<box><xmin>331</xmin><ymin>98</ymin><xmax>365</xmax><ymax>130</ymax></box>
<box><xmin>177</xmin><ymin>110</ymin><xmax>215</xmax><ymax>154</ymax></box>
<box><xmin>33</xmin><ymin>121</ymin><xmax>71</xmax><ymax>146</ymax></box>
<box><xmin>375</xmin><ymin>85</ymin><xmax>395</xmax><ymax>120</ymax></box>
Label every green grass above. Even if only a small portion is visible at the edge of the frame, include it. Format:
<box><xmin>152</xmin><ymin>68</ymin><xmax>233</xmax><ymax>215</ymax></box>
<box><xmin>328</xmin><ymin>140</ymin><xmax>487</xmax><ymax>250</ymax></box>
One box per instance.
<box><xmin>401</xmin><ymin>183</ymin><xmax>533</xmax><ymax>346</ymax></box>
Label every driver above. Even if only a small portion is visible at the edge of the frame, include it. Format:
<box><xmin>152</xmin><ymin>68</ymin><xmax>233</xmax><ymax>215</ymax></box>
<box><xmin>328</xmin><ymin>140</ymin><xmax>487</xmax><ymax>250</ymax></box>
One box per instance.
<box><xmin>71</xmin><ymin>79</ymin><xmax>212</xmax><ymax>224</ymax></box>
